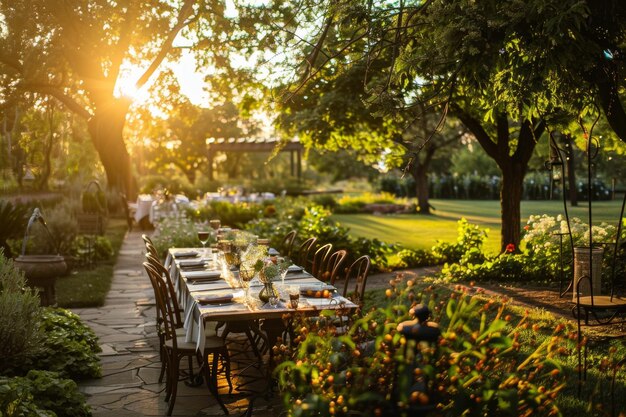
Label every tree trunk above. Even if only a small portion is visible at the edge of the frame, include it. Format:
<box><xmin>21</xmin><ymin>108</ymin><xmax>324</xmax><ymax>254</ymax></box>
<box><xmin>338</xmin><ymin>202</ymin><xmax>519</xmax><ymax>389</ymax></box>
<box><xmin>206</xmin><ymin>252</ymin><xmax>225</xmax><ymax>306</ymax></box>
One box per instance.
<box><xmin>87</xmin><ymin>99</ymin><xmax>137</xmax><ymax>199</ymax></box>
<box><xmin>500</xmin><ymin>164</ymin><xmax>525</xmax><ymax>253</ymax></box>
<box><xmin>413</xmin><ymin>167</ymin><xmax>431</xmax><ymax>214</ymax></box>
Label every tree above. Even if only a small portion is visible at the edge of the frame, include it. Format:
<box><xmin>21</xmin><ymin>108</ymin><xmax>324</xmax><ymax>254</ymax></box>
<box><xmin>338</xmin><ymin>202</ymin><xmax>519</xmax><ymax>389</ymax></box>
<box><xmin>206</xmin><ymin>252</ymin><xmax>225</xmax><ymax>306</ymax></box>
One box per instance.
<box><xmin>0</xmin><ymin>0</ymin><xmax>203</xmax><ymax>197</ymax></box>
<box><xmin>277</xmin><ymin>57</ymin><xmax>463</xmax><ymax>214</ymax></box>
<box><xmin>139</xmin><ymin>100</ymin><xmax>250</xmax><ymax>184</ymax></box>
<box><xmin>276</xmin><ymin>1</ymin><xmax>559</xmax><ymax>248</ymax></box>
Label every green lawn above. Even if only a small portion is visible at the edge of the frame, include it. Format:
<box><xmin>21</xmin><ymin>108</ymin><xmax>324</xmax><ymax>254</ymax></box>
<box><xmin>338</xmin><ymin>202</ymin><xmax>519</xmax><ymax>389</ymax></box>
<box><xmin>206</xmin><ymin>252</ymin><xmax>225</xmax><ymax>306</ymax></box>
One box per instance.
<box><xmin>56</xmin><ymin>218</ymin><xmax>127</xmax><ymax>308</ymax></box>
<box><xmin>333</xmin><ymin>199</ymin><xmax>625</xmax><ymax>255</ymax></box>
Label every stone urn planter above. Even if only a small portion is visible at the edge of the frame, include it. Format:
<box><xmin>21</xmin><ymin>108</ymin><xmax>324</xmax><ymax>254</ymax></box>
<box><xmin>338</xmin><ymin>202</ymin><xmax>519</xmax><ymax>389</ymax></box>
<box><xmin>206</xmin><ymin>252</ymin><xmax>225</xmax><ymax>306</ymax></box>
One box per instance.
<box><xmin>15</xmin><ymin>208</ymin><xmax>67</xmax><ymax>306</ymax></box>
<box><xmin>15</xmin><ymin>255</ymin><xmax>66</xmax><ymax>306</ymax></box>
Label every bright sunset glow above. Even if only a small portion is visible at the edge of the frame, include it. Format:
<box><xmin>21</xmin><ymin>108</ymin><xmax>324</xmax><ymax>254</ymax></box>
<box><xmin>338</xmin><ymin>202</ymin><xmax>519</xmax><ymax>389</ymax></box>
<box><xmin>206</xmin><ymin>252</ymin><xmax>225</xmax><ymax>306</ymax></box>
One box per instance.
<box><xmin>113</xmin><ymin>64</ymin><xmax>153</xmax><ymax>103</ymax></box>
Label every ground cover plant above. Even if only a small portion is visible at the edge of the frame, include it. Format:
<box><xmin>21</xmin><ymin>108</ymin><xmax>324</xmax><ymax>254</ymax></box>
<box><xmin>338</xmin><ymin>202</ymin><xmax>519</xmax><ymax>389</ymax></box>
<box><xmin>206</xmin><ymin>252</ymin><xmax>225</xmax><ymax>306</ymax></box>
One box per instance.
<box><xmin>276</xmin><ymin>279</ymin><xmax>570</xmax><ymax>416</ymax></box>
<box><xmin>358</xmin><ymin>280</ymin><xmax>626</xmax><ymax>416</ymax></box>
<box><xmin>0</xmin><ymin>252</ymin><xmax>98</xmax><ymax>416</ymax></box>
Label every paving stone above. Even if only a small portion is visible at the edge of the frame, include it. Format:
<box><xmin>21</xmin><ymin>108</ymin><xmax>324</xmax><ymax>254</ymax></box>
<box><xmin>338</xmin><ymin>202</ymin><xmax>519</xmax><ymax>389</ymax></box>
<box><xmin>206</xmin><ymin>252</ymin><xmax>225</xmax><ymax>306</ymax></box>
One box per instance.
<box><xmin>77</xmin><ymin>231</ymin><xmax>277</xmax><ymax>416</ymax></box>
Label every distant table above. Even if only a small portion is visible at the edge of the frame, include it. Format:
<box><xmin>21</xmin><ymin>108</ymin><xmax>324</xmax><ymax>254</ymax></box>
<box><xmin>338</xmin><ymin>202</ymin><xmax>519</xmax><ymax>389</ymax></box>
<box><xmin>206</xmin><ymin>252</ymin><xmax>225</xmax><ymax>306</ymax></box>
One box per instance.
<box><xmin>134</xmin><ymin>194</ymin><xmax>154</xmax><ymax>224</ymax></box>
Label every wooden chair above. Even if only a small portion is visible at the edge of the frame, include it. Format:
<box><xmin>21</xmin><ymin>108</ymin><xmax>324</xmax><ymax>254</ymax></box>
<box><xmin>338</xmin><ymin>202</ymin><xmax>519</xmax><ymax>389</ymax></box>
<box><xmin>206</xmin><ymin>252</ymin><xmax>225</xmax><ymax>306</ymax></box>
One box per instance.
<box><xmin>342</xmin><ymin>255</ymin><xmax>371</xmax><ymax>307</ymax></box>
<box><xmin>295</xmin><ymin>237</ymin><xmax>317</xmax><ymax>270</ymax></box>
<box><xmin>280</xmin><ymin>230</ymin><xmax>297</xmax><ymax>258</ymax></box>
<box><xmin>319</xmin><ymin>249</ymin><xmax>348</xmax><ymax>285</ymax></box>
<box><xmin>144</xmin><ymin>262</ymin><xmax>230</xmax><ymax>416</ymax></box>
<box><xmin>311</xmin><ymin>243</ymin><xmax>333</xmax><ymax>278</ymax></box>
<box><xmin>141</xmin><ymin>233</ymin><xmax>154</xmax><ymax>247</ymax></box>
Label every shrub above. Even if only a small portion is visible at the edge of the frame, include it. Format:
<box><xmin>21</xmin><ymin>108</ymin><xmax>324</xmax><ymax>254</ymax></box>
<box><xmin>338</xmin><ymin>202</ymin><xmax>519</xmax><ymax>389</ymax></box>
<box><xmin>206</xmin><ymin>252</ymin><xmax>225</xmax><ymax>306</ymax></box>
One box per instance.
<box><xmin>152</xmin><ymin>216</ymin><xmax>201</xmax><ymax>258</ymax></box>
<box><xmin>186</xmin><ymin>200</ymin><xmax>264</xmax><ymax>228</ymax></box>
<box><xmin>297</xmin><ymin>205</ymin><xmax>394</xmax><ymax>271</ymax></box>
<box><xmin>23</xmin><ymin>200</ymin><xmax>80</xmax><ymax>256</ymax></box>
<box><xmin>311</xmin><ymin>194</ymin><xmax>338</xmax><ymax>210</ymax></box>
<box><xmin>276</xmin><ymin>283</ymin><xmax>566</xmax><ymax>417</ymax></box>
<box><xmin>0</xmin><ymin>370</ymin><xmax>90</xmax><ymax>417</ymax></box>
<box><xmin>396</xmin><ymin>248</ymin><xmax>439</xmax><ymax>268</ymax></box>
<box><xmin>334</xmin><ymin>192</ymin><xmax>404</xmax><ymax>214</ymax></box>
<box><xmin>0</xmin><ymin>200</ymin><xmax>29</xmax><ymax>258</ymax></box>
<box><xmin>432</xmin><ymin>218</ymin><xmax>488</xmax><ymax>263</ymax></box>
<box><xmin>71</xmin><ymin>235</ymin><xmax>114</xmax><ymax>263</ymax></box>
<box><xmin>8</xmin><ymin>308</ymin><xmax>101</xmax><ymax>380</ymax></box>
<box><xmin>0</xmin><ymin>252</ymin><xmax>45</xmax><ymax>375</ymax></box>
<box><xmin>139</xmin><ymin>173</ymin><xmax>198</xmax><ymax>199</ymax></box>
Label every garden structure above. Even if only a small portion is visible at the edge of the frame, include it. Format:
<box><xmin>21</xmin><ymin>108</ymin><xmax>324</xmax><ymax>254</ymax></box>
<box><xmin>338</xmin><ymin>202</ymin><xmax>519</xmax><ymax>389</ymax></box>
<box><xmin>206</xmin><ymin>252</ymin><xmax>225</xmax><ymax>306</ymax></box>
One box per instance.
<box><xmin>548</xmin><ymin>119</ymin><xmax>626</xmax><ymax>409</ymax></box>
<box><xmin>206</xmin><ymin>138</ymin><xmax>304</xmax><ymax>182</ymax></box>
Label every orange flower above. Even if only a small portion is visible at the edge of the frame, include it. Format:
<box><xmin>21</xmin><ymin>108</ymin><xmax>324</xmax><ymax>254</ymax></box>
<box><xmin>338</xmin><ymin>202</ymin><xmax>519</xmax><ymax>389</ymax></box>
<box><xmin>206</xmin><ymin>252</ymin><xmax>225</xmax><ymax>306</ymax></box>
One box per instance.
<box><xmin>505</xmin><ymin>243</ymin><xmax>515</xmax><ymax>253</ymax></box>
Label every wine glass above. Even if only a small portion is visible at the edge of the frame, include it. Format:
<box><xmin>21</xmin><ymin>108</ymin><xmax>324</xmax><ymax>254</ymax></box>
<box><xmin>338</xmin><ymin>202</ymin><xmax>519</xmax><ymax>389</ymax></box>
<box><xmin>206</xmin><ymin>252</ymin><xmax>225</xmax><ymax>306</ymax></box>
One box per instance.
<box><xmin>278</xmin><ymin>257</ymin><xmax>292</xmax><ymax>286</ymax></box>
<box><xmin>197</xmin><ymin>230</ymin><xmax>210</xmax><ymax>256</ymax></box>
<box><xmin>239</xmin><ymin>264</ymin><xmax>256</xmax><ymax>303</ymax></box>
<box><xmin>210</xmin><ymin>219</ymin><xmax>221</xmax><ymax>240</ymax></box>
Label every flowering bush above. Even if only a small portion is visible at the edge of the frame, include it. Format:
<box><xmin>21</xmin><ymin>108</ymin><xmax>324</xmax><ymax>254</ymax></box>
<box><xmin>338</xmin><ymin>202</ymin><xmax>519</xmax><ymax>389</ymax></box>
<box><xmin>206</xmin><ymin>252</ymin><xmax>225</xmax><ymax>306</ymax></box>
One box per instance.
<box><xmin>275</xmin><ymin>281</ymin><xmax>567</xmax><ymax>417</ymax></box>
<box><xmin>432</xmin><ymin>219</ymin><xmax>488</xmax><ymax>264</ymax></box>
<box><xmin>186</xmin><ymin>200</ymin><xmax>264</xmax><ymax>228</ymax></box>
<box><xmin>151</xmin><ymin>216</ymin><xmax>200</xmax><ymax>258</ymax></box>
<box><xmin>246</xmin><ymin>202</ymin><xmax>394</xmax><ymax>271</ymax></box>
<box><xmin>522</xmin><ymin>214</ymin><xmax>620</xmax><ymax>282</ymax></box>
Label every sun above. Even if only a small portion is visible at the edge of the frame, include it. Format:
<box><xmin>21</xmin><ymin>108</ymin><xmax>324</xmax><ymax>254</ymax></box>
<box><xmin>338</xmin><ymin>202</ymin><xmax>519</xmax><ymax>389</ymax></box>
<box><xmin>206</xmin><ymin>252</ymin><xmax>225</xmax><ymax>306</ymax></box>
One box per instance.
<box><xmin>113</xmin><ymin>64</ymin><xmax>150</xmax><ymax>103</ymax></box>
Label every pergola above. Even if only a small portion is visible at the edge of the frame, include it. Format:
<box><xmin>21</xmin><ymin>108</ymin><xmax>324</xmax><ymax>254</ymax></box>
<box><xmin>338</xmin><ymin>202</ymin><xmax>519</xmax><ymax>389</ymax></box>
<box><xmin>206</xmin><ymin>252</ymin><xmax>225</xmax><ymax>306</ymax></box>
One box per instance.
<box><xmin>206</xmin><ymin>137</ymin><xmax>304</xmax><ymax>181</ymax></box>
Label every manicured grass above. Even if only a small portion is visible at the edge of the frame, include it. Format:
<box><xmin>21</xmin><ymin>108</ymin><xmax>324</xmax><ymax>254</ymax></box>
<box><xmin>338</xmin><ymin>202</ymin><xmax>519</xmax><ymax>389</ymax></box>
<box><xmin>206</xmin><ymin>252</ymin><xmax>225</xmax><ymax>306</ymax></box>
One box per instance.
<box><xmin>333</xmin><ymin>199</ymin><xmax>626</xmax><ymax>255</ymax></box>
<box><xmin>56</xmin><ymin>218</ymin><xmax>127</xmax><ymax>308</ymax></box>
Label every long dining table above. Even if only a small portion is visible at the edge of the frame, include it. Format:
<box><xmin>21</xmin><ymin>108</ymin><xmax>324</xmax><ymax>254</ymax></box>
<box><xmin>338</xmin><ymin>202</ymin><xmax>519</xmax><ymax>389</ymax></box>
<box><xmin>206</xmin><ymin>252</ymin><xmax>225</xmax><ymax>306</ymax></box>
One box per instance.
<box><xmin>167</xmin><ymin>248</ymin><xmax>358</xmax><ymax>354</ymax></box>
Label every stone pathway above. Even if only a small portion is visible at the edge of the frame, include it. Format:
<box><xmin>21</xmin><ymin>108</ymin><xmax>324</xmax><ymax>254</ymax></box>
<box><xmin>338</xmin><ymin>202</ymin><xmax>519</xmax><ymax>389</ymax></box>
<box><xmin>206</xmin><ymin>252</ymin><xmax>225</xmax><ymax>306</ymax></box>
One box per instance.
<box><xmin>74</xmin><ymin>230</ymin><xmax>436</xmax><ymax>416</ymax></box>
<box><xmin>75</xmin><ymin>231</ymin><xmax>278</xmax><ymax>416</ymax></box>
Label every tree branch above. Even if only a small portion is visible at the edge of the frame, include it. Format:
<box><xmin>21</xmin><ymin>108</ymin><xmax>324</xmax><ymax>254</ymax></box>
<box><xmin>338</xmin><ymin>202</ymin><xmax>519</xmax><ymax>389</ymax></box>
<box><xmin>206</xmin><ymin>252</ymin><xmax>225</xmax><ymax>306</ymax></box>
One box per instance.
<box><xmin>109</xmin><ymin>4</ymin><xmax>140</xmax><ymax>85</ymax></box>
<box><xmin>23</xmin><ymin>83</ymin><xmax>91</xmax><ymax>120</ymax></box>
<box><xmin>450</xmin><ymin>104</ymin><xmax>498</xmax><ymax>158</ymax></box>
<box><xmin>136</xmin><ymin>0</ymin><xmax>196</xmax><ymax>89</ymax></box>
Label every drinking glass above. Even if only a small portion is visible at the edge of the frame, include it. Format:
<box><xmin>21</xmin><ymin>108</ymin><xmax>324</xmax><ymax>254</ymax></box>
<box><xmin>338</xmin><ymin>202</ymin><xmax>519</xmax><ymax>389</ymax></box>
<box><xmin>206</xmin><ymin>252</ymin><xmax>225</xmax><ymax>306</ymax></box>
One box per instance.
<box><xmin>239</xmin><ymin>264</ymin><xmax>256</xmax><ymax>302</ymax></box>
<box><xmin>197</xmin><ymin>230</ymin><xmax>210</xmax><ymax>256</ymax></box>
<box><xmin>287</xmin><ymin>285</ymin><xmax>300</xmax><ymax>309</ymax></box>
<box><xmin>210</xmin><ymin>219</ymin><xmax>221</xmax><ymax>240</ymax></box>
<box><xmin>278</xmin><ymin>257</ymin><xmax>292</xmax><ymax>286</ymax></box>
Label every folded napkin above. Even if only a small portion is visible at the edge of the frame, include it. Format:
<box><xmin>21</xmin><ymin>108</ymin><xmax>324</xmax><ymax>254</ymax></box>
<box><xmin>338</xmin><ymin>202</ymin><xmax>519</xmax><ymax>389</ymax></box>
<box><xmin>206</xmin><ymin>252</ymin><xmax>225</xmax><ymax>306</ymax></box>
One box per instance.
<box><xmin>300</xmin><ymin>284</ymin><xmax>336</xmax><ymax>297</ymax></box>
<box><xmin>173</xmin><ymin>250</ymin><xmax>199</xmax><ymax>258</ymax></box>
<box><xmin>179</xmin><ymin>259</ymin><xmax>206</xmax><ymax>268</ymax></box>
<box><xmin>287</xmin><ymin>265</ymin><xmax>304</xmax><ymax>273</ymax></box>
<box><xmin>184</xmin><ymin>270</ymin><xmax>222</xmax><ymax>281</ymax></box>
<box><xmin>197</xmin><ymin>294</ymin><xmax>234</xmax><ymax>305</ymax></box>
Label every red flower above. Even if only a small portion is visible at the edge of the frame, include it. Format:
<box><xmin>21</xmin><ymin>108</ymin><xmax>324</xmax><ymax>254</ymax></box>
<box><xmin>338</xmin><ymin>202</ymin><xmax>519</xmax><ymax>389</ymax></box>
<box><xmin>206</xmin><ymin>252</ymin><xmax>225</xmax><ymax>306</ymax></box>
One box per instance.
<box><xmin>505</xmin><ymin>243</ymin><xmax>515</xmax><ymax>253</ymax></box>
<box><xmin>523</xmin><ymin>225</ymin><xmax>530</xmax><ymax>231</ymax></box>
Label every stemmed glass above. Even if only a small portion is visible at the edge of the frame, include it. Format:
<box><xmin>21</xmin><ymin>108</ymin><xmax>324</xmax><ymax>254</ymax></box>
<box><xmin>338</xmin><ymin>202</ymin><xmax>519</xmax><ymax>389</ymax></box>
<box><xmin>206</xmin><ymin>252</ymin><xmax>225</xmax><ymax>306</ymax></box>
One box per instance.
<box><xmin>210</xmin><ymin>219</ymin><xmax>221</xmax><ymax>240</ymax></box>
<box><xmin>197</xmin><ymin>230</ymin><xmax>210</xmax><ymax>256</ymax></box>
<box><xmin>277</xmin><ymin>257</ymin><xmax>292</xmax><ymax>287</ymax></box>
<box><xmin>239</xmin><ymin>264</ymin><xmax>256</xmax><ymax>303</ymax></box>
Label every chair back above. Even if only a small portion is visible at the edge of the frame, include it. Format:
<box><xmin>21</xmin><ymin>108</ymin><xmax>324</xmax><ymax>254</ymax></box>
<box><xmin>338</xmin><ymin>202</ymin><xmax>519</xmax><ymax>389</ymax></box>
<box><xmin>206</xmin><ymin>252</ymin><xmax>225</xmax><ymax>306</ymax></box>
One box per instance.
<box><xmin>311</xmin><ymin>243</ymin><xmax>333</xmax><ymax>278</ymax></box>
<box><xmin>143</xmin><ymin>262</ymin><xmax>179</xmax><ymax>348</ymax></box>
<box><xmin>319</xmin><ymin>249</ymin><xmax>348</xmax><ymax>285</ymax></box>
<box><xmin>295</xmin><ymin>237</ymin><xmax>317</xmax><ymax>270</ymax></box>
<box><xmin>343</xmin><ymin>255</ymin><xmax>371</xmax><ymax>306</ymax></box>
<box><xmin>145</xmin><ymin>241</ymin><xmax>159</xmax><ymax>258</ymax></box>
<box><xmin>280</xmin><ymin>230</ymin><xmax>297</xmax><ymax>258</ymax></box>
<box><xmin>141</xmin><ymin>234</ymin><xmax>154</xmax><ymax>246</ymax></box>
<box><xmin>145</xmin><ymin>252</ymin><xmax>183</xmax><ymax>327</ymax></box>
